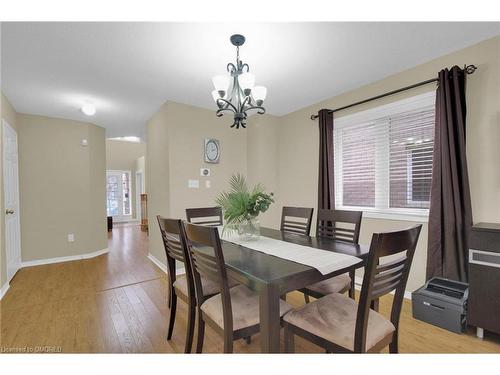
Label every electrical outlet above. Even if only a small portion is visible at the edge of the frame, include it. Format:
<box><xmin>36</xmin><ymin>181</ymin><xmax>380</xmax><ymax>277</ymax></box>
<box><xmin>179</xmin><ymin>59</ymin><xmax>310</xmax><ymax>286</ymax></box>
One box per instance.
<box><xmin>200</xmin><ymin>168</ymin><xmax>210</xmax><ymax>177</ymax></box>
<box><xmin>68</xmin><ymin>233</ymin><xmax>75</xmax><ymax>242</ymax></box>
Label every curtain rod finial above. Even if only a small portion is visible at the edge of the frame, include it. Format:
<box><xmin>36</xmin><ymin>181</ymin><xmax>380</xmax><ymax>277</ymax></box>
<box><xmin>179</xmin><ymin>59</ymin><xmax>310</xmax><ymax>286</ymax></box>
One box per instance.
<box><xmin>310</xmin><ymin>114</ymin><xmax>318</xmax><ymax>120</ymax></box>
<box><xmin>465</xmin><ymin>65</ymin><xmax>477</xmax><ymax>74</ymax></box>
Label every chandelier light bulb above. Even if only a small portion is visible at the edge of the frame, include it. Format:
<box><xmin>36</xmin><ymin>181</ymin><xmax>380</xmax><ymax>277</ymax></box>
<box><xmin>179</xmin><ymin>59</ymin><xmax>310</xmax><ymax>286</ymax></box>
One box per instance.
<box><xmin>211</xmin><ymin>90</ymin><xmax>224</xmax><ymax>108</ymax></box>
<box><xmin>252</xmin><ymin>86</ymin><xmax>267</xmax><ymax>104</ymax></box>
<box><xmin>212</xmin><ymin>75</ymin><xmax>230</xmax><ymax>93</ymax></box>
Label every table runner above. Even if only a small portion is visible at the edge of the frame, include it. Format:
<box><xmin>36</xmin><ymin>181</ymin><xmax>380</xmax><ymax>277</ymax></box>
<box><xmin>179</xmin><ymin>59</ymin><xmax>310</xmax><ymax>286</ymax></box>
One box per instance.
<box><xmin>218</xmin><ymin>228</ymin><xmax>361</xmax><ymax>275</ymax></box>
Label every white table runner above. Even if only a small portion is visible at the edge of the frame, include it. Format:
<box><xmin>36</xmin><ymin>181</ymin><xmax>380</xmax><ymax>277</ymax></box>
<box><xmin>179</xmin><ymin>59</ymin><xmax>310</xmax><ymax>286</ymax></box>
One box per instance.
<box><xmin>218</xmin><ymin>228</ymin><xmax>361</xmax><ymax>275</ymax></box>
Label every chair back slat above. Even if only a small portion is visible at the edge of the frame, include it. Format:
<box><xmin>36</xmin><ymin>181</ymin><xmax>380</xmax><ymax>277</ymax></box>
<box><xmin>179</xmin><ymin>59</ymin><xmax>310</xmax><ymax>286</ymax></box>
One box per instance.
<box><xmin>157</xmin><ymin>216</ymin><xmax>187</xmax><ymax>267</ymax></box>
<box><xmin>316</xmin><ymin>209</ymin><xmax>362</xmax><ymax>243</ymax></box>
<box><xmin>280</xmin><ymin>206</ymin><xmax>314</xmax><ymax>236</ymax></box>
<box><xmin>156</xmin><ymin>216</ymin><xmax>195</xmax><ymax>300</ymax></box>
<box><xmin>186</xmin><ymin>207</ymin><xmax>223</xmax><ymax>226</ymax></box>
<box><xmin>182</xmin><ymin>222</ymin><xmax>234</xmax><ymax>333</ymax></box>
<box><xmin>354</xmin><ymin>225</ymin><xmax>422</xmax><ymax>353</ymax></box>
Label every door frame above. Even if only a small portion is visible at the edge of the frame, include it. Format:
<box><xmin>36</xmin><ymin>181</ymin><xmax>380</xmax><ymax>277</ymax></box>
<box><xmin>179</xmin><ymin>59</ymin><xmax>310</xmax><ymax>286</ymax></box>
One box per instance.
<box><xmin>106</xmin><ymin>169</ymin><xmax>133</xmax><ymax>223</ymax></box>
<box><xmin>135</xmin><ymin>171</ymin><xmax>143</xmax><ymax>222</ymax></box>
<box><xmin>2</xmin><ymin>119</ymin><xmax>22</xmax><ymax>283</ymax></box>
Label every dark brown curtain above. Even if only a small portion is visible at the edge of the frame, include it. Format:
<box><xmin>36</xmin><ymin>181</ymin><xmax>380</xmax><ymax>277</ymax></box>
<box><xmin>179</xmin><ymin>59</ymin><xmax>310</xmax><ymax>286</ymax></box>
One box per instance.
<box><xmin>427</xmin><ymin>66</ymin><xmax>472</xmax><ymax>282</ymax></box>
<box><xmin>318</xmin><ymin>109</ymin><xmax>335</xmax><ymax>210</ymax></box>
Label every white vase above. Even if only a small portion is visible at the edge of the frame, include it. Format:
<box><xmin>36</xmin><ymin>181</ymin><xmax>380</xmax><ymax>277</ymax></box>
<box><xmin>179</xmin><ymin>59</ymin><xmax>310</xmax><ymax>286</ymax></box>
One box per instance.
<box><xmin>238</xmin><ymin>217</ymin><xmax>260</xmax><ymax>241</ymax></box>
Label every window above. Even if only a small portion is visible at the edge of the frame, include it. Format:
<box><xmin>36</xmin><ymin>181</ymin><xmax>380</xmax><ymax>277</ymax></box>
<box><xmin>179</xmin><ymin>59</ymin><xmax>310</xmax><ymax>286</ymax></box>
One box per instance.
<box><xmin>106</xmin><ymin>170</ymin><xmax>132</xmax><ymax>219</ymax></box>
<box><xmin>334</xmin><ymin>92</ymin><xmax>435</xmax><ymax>218</ymax></box>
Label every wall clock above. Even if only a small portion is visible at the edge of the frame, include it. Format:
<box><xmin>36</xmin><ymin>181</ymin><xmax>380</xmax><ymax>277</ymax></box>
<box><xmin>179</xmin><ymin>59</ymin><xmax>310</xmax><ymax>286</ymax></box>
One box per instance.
<box><xmin>204</xmin><ymin>138</ymin><xmax>220</xmax><ymax>163</ymax></box>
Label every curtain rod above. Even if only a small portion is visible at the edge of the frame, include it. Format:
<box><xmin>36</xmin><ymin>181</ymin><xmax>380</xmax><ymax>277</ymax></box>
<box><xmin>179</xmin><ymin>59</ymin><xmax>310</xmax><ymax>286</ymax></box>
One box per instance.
<box><xmin>310</xmin><ymin>64</ymin><xmax>477</xmax><ymax>120</ymax></box>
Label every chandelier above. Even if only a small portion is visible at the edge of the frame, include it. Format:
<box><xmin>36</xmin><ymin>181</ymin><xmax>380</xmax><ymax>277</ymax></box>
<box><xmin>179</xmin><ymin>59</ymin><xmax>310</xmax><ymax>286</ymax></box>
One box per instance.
<box><xmin>211</xmin><ymin>34</ymin><xmax>267</xmax><ymax>129</ymax></box>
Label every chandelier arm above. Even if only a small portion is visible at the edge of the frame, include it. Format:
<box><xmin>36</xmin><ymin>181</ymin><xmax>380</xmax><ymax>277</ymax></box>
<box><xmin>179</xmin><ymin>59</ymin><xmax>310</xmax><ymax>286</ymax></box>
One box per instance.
<box><xmin>216</xmin><ymin>98</ymin><xmax>238</xmax><ymax>113</ymax></box>
<box><xmin>239</xmin><ymin>96</ymin><xmax>250</xmax><ymax>113</ymax></box>
<box><xmin>241</xmin><ymin>63</ymin><xmax>249</xmax><ymax>73</ymax></box>
<box><xmin>216</xmin><ymin>107</ymin><xmax>237</xmax><ymax>118</ymax></box>
<box><xmin>227</xmin><ymin>63</ymin><xmax>237</xmax><ymax>73</ymax></box>
<box><xmin>245</xmin><ymin>105</ymin><xmax>266</xmax><ymax>115</ymax></box>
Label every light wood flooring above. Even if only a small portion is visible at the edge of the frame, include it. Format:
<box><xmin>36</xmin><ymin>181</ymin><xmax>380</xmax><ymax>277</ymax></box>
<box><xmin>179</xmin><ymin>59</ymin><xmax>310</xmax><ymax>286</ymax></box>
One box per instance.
<box><xmin>1</xmin><ymin>224</ymin><xmax>499</xmax><ymax>353</ymax></box>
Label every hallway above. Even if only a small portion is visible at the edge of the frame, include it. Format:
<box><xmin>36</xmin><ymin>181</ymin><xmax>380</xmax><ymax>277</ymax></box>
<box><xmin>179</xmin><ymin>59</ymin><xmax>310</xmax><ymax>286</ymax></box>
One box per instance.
<box><xmin>1</xmin><ymin>224</ymin><xmax>499</xmax><ymax>353</ymax></box>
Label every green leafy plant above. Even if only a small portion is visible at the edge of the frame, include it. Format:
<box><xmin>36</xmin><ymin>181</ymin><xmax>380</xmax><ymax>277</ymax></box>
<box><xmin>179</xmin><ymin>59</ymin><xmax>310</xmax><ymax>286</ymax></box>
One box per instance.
<box><xmin>215</xmin><ymin>173</ymin><xmax>274</xmax><ymax>232</ymax></box>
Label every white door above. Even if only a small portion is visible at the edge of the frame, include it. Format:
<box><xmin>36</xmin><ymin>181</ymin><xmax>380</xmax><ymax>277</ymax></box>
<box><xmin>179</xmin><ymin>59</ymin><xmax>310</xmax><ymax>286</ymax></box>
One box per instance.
<box><xmin>106</xmin><ymin>170</ymin><xmax>132</xmax><ymax>222</ymax></box>
<box><xmin>2</xmin><ymin>120</ymin><xmax>22</xmax><ymax>282</ymax></box>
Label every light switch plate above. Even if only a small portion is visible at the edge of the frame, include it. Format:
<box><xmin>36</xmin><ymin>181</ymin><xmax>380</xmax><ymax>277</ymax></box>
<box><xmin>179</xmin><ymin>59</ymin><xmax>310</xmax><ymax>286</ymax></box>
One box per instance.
<box><xmin>68</xmin><ymin>233</ymin><xmax>75</xmax><ymax>242</ymax></box>
<box><xmin>188</xmin><ymin>179</ymin><xmax>199</xmax><ymax>188</ymax></box>
<box><xmin>205</xmin><ymin>180</ymin><xmax>211</xmax><ymax>188</ymax></box>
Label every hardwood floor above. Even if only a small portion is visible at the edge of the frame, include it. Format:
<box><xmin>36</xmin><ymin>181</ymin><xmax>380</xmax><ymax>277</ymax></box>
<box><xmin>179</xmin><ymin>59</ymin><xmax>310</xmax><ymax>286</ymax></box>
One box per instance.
<box><xmin>1</xmin><ymin>224</ymin><xmax>499</xmax><ymax>353</ymax></box>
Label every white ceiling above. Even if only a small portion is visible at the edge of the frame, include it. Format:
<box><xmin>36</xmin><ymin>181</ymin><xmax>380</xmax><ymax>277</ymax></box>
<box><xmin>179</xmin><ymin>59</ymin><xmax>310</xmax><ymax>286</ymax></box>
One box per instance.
<box><xmin>1</xmin><ymin>22</ymin><xmax>499</xmax><ymax>138</ymax></box>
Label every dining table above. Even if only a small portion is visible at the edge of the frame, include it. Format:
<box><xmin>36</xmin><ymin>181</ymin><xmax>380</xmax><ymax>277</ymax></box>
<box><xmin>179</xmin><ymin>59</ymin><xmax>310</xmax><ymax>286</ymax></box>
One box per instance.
<box><xmin>219</xmin><ymin>227</ymin><xmax>369</xmax><ymax>353</ymax></box>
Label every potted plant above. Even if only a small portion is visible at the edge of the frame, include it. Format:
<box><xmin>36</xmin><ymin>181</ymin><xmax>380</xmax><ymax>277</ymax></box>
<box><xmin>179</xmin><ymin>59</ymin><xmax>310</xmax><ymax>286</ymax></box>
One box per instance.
<box><xmin>216</xmin><ymin>173</ymin><xmax>274</xmax><ymax>241</ymax></box>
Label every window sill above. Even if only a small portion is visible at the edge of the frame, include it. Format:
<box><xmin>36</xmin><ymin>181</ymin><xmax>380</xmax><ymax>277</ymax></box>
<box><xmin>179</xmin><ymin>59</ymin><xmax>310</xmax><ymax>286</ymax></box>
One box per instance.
<box><xmin>361</xmin><ymin>210</ymin><xmax>428</xmax><ymax>223</ymax></box>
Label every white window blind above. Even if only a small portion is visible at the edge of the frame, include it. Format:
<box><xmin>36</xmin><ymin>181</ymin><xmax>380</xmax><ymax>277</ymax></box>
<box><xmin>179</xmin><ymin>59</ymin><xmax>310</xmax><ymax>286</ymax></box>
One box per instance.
<box><xmin>334</xmin><ymin>92</ymin><xmax>435</xmax><ymax>217</ymax></box>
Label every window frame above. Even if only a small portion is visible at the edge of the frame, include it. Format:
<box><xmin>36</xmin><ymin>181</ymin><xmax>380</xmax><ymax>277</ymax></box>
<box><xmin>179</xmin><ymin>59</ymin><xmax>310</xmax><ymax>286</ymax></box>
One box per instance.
<box><xmin>333</xmin><ymin>91</ymin><xmax>435</xmax><ymax>222</ymax></box>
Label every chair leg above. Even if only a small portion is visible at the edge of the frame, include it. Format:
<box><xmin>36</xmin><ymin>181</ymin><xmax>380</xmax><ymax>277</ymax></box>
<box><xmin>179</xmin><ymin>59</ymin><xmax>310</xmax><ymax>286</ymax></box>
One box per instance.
<box><xmin>389</xmin><ymin>334</ymin><xmax>398</xmax><ymax>353</ymax></box>
<box><xmin>304</xmin><ymin>293</ymin><xmax>310</xmax><ymax>304</ymax></box>
<box><xmin>348</xmin><ymin>270</ymin><xmax>356</xmax><ymax>299</ymax></box>
<box><xmin>224</xmin><ymin>333</ymin><xmax>234</xmax><ymax>353</ymax></box>
<box><xmin>167</xmin><ymin>293</ymin><xmax>177</xmax><ymax>340</ymax></box>
<box><xmin>184</xmin><ymin>299</ymin><xmax>196</xmax><ymax>353</ymax></box>
<box><xmin>195</xmin><ymin>310</ymin><xmax>205</xmax><ymax>353</ymax></box>
<box><xmin>244</xmin><ymin>336</ymin><xmax>251</xmax><ymax>344</ymax></box>
<box><xmin>370</xmin><ymin>298</ymin><xmax>379</xmax><ymax>312</ymax></box>
<box><xmin>284</xmin><ymin>324</ymin><xmax>295</xmax><ymax>353</ymax></box>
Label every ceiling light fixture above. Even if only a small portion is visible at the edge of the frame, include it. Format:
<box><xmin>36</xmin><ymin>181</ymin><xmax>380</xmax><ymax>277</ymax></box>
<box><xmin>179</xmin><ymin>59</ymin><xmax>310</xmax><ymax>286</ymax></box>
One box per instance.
<box><xmin>211</xmin><ymin>34</ymin><xmax>267</xmax><ymax>129</ymax></box>
<box><xmin>81</xmin><ymin>103</ymin><xmax>96</xmax><ymax>116</ymax></box>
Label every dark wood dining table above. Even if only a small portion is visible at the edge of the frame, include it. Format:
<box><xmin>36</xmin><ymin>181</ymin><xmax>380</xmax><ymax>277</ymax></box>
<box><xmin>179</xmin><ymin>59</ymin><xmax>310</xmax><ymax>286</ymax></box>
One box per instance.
<box><xmin>219</xmin><ymin>227</ymin><xmax>369</xmax><ymax>353</ymax></box>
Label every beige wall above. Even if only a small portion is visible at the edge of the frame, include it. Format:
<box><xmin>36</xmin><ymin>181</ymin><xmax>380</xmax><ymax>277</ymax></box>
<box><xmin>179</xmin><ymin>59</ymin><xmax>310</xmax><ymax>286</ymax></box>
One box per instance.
<box><xmin>106</xmin><ymin>139</ymin><xmax>146</xmax><ymax>220</ymax></box>
<box><xmin>271</xmin><ymin>35</ymin><xmax>500</xmax><ymax>292</ymax></box>
<box><xmin>17</xmin><ymin>114</ymin><xmax>107</xmax><ymax>262</ymax></box>
<box><xmin>146</xmin><ymin>101</ymin><xmax>247</xmax><ymax>264</ymax></box>
<box><xmin>146</xmin><ymin>102</ymin><xmax>171</xmax><ymax>264</ymax></box>
<box><xmin>1</xmin><ymin>93</ymin><xmax>18</xmax><ymax>288</ymax></box>
<box><xmin>246</xmin><ymin>114</ymin><xmax>282</xmax><ymax>228</ymax></box>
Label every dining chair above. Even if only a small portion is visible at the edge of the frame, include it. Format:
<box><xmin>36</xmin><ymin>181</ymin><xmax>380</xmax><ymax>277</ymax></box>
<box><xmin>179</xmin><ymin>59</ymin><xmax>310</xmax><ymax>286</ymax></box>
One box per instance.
<box><xmin>280</xmin><ymin>206</ymin><xmax>314</xmax><ymax>235</ymax></box>
<box><xmin>301</xmin><ymin>209</ymin><xmax>363</xmax><ymax>303</ymax></box>
<box><xmin>283</xmin><ymin>225</ymin><xmax>422</xmax><ymax>353</ymax></box>
<box><xmin>182</xmin><ymin>221</ymin><xmax>293</xmax><ymax>353</ymax></box>
<box><xmin>186</xmin><ymin>206</ymin><xmax>223</xmax><ymax>226</ymax></box>
<box><xmin>157</xmin><ymin>216</ymin><xmax>234</xmax><ymax>353</ymax></box>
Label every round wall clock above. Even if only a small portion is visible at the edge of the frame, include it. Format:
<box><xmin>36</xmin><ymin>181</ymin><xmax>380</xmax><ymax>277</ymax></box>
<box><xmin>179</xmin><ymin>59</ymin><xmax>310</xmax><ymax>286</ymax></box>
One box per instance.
<box><xmin>204</xmin><ymin>138</ymin><xmax>220</xmax><ymax>163</ymax></box>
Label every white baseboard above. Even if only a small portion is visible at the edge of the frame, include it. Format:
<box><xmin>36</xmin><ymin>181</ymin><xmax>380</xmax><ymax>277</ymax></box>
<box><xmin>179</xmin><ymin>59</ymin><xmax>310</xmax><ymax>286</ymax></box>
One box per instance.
<box><xmin>147</xmin><ymin>253</ymin><xmax>185</xmax><ymax>275</ymax></box>
<box><xmin>354</xmin><ymin>276</ymin><xmax>412</xmax><ymax>300</ymax></box>
<box><xmin>21</xmin><ymin>248</ymin><xmax>109</xmax><ymax>268</ymax></box>
<box><xmin>0</xmin><ymin>282</ymin><xmax>10</xmax><ymax>300</ymax></box>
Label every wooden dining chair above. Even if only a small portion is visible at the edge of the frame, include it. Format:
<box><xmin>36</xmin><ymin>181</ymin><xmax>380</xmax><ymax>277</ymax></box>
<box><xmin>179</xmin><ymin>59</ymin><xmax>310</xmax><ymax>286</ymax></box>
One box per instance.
<box><xmin>301</xmin><ymin>209</ymin><xmax>363</xmax><ymax>303</ymax></box>
<box><xmin>157</xmin><ymin>216</ymin><xmax>232</xmax><ymax>353</ymax></box>
<box><xmin>182</xmin><ymin>222</ymin><xmax>293</xmax><ymax>353</ymax></box>
<box><xmin>283</xmin><ymin>225</ymin><xmax>422</xmax><ymax>353</ymax></box>
<box><xmin>186</xmin><ymin>206</ymin><xmax>223</xmax><ymax>226</ymax></box>
<box><xmin>280</xmin><ymin>206</ymin><xmax>314</xmax><ymax>235</ymax></box>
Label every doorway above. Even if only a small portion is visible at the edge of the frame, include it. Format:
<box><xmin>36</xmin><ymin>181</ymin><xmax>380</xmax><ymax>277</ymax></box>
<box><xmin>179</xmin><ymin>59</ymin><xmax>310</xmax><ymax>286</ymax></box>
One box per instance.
<box><xmin>2</xmin><ymin>120</ymin><xmax>22</xmax><ymax>283</ymax></box>
<box><xmin>106</xmin><ymin>170</ymin><xmax>132</xmax><ymax>222</ymax></box>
